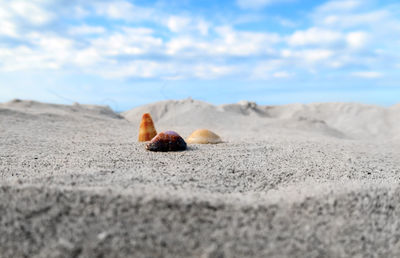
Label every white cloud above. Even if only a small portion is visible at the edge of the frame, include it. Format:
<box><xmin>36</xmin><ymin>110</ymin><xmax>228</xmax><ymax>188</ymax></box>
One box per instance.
<box><xmin>25</xmin><ymin>34</ymin><xmax>75</xmax><ymax>70</ymax></box>
<box><xmin>167</xmin><ymin>16</ymin><xmax>191</xmax><ymax>33</ymax></box>
<box><xmin>197</xmin><ymin>20</ymin><xmax>209</xmax><ymax>36</ymax></box>
<box><xmin>69</xmin><ymin>25</ymin><xmax>106</xmax><ymax>35</ymax></box>
<box><xmin>90</xmin><ymin>28</ymin><xmax>163</xmax><ymax>56</ymax></box>
<box><xmin>281</xmin><ymin>49</ymin><xmax>334</xmax><ymax>63</ymax></box>
<box><xmin>0</xmin><ymin>44</ymin><xmax>66</xmax><ymax>72</ymax></box>
<box><xmin>346</xmin><ymin>31</ymin><xmax>368</xmax><ymax>49</ymax></box>
<box><xmin>303</xmin><ymin>49</ymin><xmax>334</xmax><ymax>62</ymax></box>
<box><xmin>0</xmin><ymin>0</ymin><xmax>56</xmax><ymax>38</ymax></box>
<box><xmin>166</xmin><ymin>37</ymin><xmax>202</xmax><ymax>55</ymax></box>
<box><xmin>0</xmin><ymin>20</ymin><xmax>18</xmax><ymax>37</ymax></box>
<box><xmin>312</xmin><ymin>0</ymin><xmax>395</xmax><ymax>39</ymax></box>
<box><xmin>351</xmin><ymin>71</ymin><xmax>383</xmax><ymax>78</ymax></box>
<box><xmin>94</xmin><ymin>1</ymin><xmax>133</xmax><ymax>19</ymax></box>
<box><xmin>322</xmin><ymin>10</ymin><xmax>390</xmax><ymax>28</ymax></box>
<box><xmin>165</xmin><ymin>26</ymin><xmax>280</xmax><ymax>58</ymax></box>
<box><xmin>165</xmin><ymin>16</ymin><xmax>210</xmax><ymax>36</ymax></box>
<box><xmin>30</xmin><ymin>34</ymin><xmax>74</xmax><ymax>51</ymax></box>
<box><xmin>84</xmin><ymin>61</ymin><xmax>235</xmax><ymax>80</ymax></box>
<box><xmin>288</xmin><ymin>27</ymin><xmax>342</xmax><ymax>46</ymax></box>
<box><xmin>0</xmin><ymin>5</ymin><xmax>18</xmax><ymax>37</ymax></box>
<box><xmin>213</xmin><ymin>26</ymin><xmax>280</xmax><ymax>56</ymax></box>
<box><xmin>0</xmin><ymin>0</ymin><xmax>398</xmax><ymax>83</ymax></box>
<box><xmin>94</xmin><ymin>1</ymin><xmax>154</xmax><ymax>22</ymax></box>
<box><xmin>73</xmin><ymin>48</ymin><xmax>102</xmax><ymax>67</ymax></box>
<box><xmin>10</xmin><ymin>1</ymin><xmax>53</xmax><ymax>25</ymax></box>
<box><xmin>273</xmin><ymin>71</ymin><xmax>293</xmax><ymax>78</ymax></box>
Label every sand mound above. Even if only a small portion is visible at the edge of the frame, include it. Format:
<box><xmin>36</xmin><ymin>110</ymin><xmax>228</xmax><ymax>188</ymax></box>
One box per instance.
<box><xmin>122</xmin><ymin>98</ymin><xmax>225</xmax><ymax>128</ymax></box>
<box><xmin>1</xmin><ymin>99</ymin><xmax>121</xmax><ymax>120</ymax></box>
<box><xmin>123</xmin><ymin>99</ymin><xmax>398</xmax><ymax>141</ymax></box>
<box><xmin>267</xmin><ymin>102</ymin><xmax>399</xmax><ymax>140</ymax></box>
<box><xmin>219</xmin><ymin>100</ymin><xmax>270</xmax><ymax>117</ymax></box>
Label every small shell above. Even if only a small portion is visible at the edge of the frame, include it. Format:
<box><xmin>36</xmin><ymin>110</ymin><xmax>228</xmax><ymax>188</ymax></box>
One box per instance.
<box><xmin>146</xmin><ymin>131</ymin><xmax>187</xmax><ymax>152</ymax></box>
<box><xmin>138</xmin><ymin>113</ymin><xmax>157</xmax><ymax>142</ymax></box>
<box><xmin>186</xmin><ymin>129</ymin><xmax>222</xmax><ymax>144</ymax></box>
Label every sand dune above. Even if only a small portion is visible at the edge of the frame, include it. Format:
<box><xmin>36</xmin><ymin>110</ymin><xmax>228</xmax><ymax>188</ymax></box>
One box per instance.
<box><xmin>1</xmin><ymin>99</ymin><xmax>121</xmax><ymax>119</ymax></box>
<box><xmin>123</xmin><ymin>98</ymin><xmax>399</xmax><ymax>141</ymax></box>
<box><xmin>0</xmin><ymin>99</ymin><xmax>399</xmax><ymax>257</ymax></box>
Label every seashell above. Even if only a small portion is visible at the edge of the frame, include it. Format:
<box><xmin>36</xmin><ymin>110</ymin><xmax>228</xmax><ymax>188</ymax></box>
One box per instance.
<box><xmin>186</xmin><ymin>129</ymin><xmax>222</xmax><ymax>144</ymax></box>
<box><xmin>146</xmin><ymin>131</ymin><xmax>187</xmax><ymax>152</ymax></box>
<box><xmin>138</xmin><ymin>113</ymin><xmax>157</xmax><ymax>142</ymax></box>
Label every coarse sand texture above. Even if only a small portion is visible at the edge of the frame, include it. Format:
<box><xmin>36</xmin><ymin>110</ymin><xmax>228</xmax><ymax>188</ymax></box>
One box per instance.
<box><xmin>0</xmin><ymin>98</ymin><xmax>399</xmax><ymax>257</ymax></box>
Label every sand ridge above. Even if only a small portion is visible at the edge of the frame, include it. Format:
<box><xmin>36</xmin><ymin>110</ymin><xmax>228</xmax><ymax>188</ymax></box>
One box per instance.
<box><xmin>122</xmin><ymin>98</ymin><xmax>400</xmax><ymax>141</ymax></box>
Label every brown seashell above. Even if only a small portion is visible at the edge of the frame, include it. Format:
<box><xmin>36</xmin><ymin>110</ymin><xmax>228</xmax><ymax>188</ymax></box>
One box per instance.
<box><xmin>186</xmin><ymin>129</ymin><xmax>222</xmax><ymax>144</ymax></box>
<box><xmin>138</xmin><ymin>113</ymin><xmax>157</xmax><ymax>142</ymax></box>
<box><xmin>146</xmin><ymin>131</ymin><xmax>187</xmax><ymax>152</ymax></box>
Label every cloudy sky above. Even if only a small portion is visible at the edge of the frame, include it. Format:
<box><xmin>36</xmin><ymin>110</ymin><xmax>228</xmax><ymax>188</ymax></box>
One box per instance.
<box><xmin>0</xmin><ymin>0</ymin><xmax>399</xmax><ymax>110</ymax></box>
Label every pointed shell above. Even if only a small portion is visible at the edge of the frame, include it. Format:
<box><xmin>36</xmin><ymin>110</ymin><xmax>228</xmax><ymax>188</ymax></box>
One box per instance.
<box><xmin>186</xmin><ymin>129</ymin><xmax>222</xmax><ymax>144</ymax></box>
<box><xmin>146</xmin><ymin>131</ymin><xmax>187</xmax><ymax>152</ymax></box>
<box><xmin>138</xmin><ymin>113</ymin><xmax>157</xmax><ymax>142</ymax></box>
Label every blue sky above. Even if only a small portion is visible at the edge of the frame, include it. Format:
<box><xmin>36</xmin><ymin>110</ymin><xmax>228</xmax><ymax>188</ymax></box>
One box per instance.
<box><xmin>0</xmin><ymin>0</ymin><xmax>399</xmax><ymax>111</ymax></box>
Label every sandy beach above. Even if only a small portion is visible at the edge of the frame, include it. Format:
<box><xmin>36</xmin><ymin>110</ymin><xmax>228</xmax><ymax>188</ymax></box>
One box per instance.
<box><xmin>1</xmin><ymin>98</ymin><xmax>399</xmax><ymax>257</ymax></box>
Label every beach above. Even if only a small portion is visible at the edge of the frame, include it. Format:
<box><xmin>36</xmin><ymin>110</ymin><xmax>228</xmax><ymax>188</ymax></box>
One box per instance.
<box><xmin>1</xmin><ymin>98</ymin><xmax>399</xmax><ymax>257</ymax></box>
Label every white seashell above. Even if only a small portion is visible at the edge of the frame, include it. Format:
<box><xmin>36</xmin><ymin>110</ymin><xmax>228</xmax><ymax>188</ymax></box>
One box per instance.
<box><xmin>186</xmin><ymin>129</ymin><xmax>222</xmax><ymax>144</ymax></box>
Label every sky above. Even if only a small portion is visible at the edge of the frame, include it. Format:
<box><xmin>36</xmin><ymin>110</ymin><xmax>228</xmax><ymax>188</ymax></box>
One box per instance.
<box><xmin>0</xmin><ymin>0</ymin><xmax>399</xmax><ymax>111</ymax></box>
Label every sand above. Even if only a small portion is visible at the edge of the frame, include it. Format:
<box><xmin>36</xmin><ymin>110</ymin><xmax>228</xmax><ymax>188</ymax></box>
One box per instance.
<box><xmin>0</xmin><ymin>98</ymin><xmax>399</xmax><ymax>257</ymax></box>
